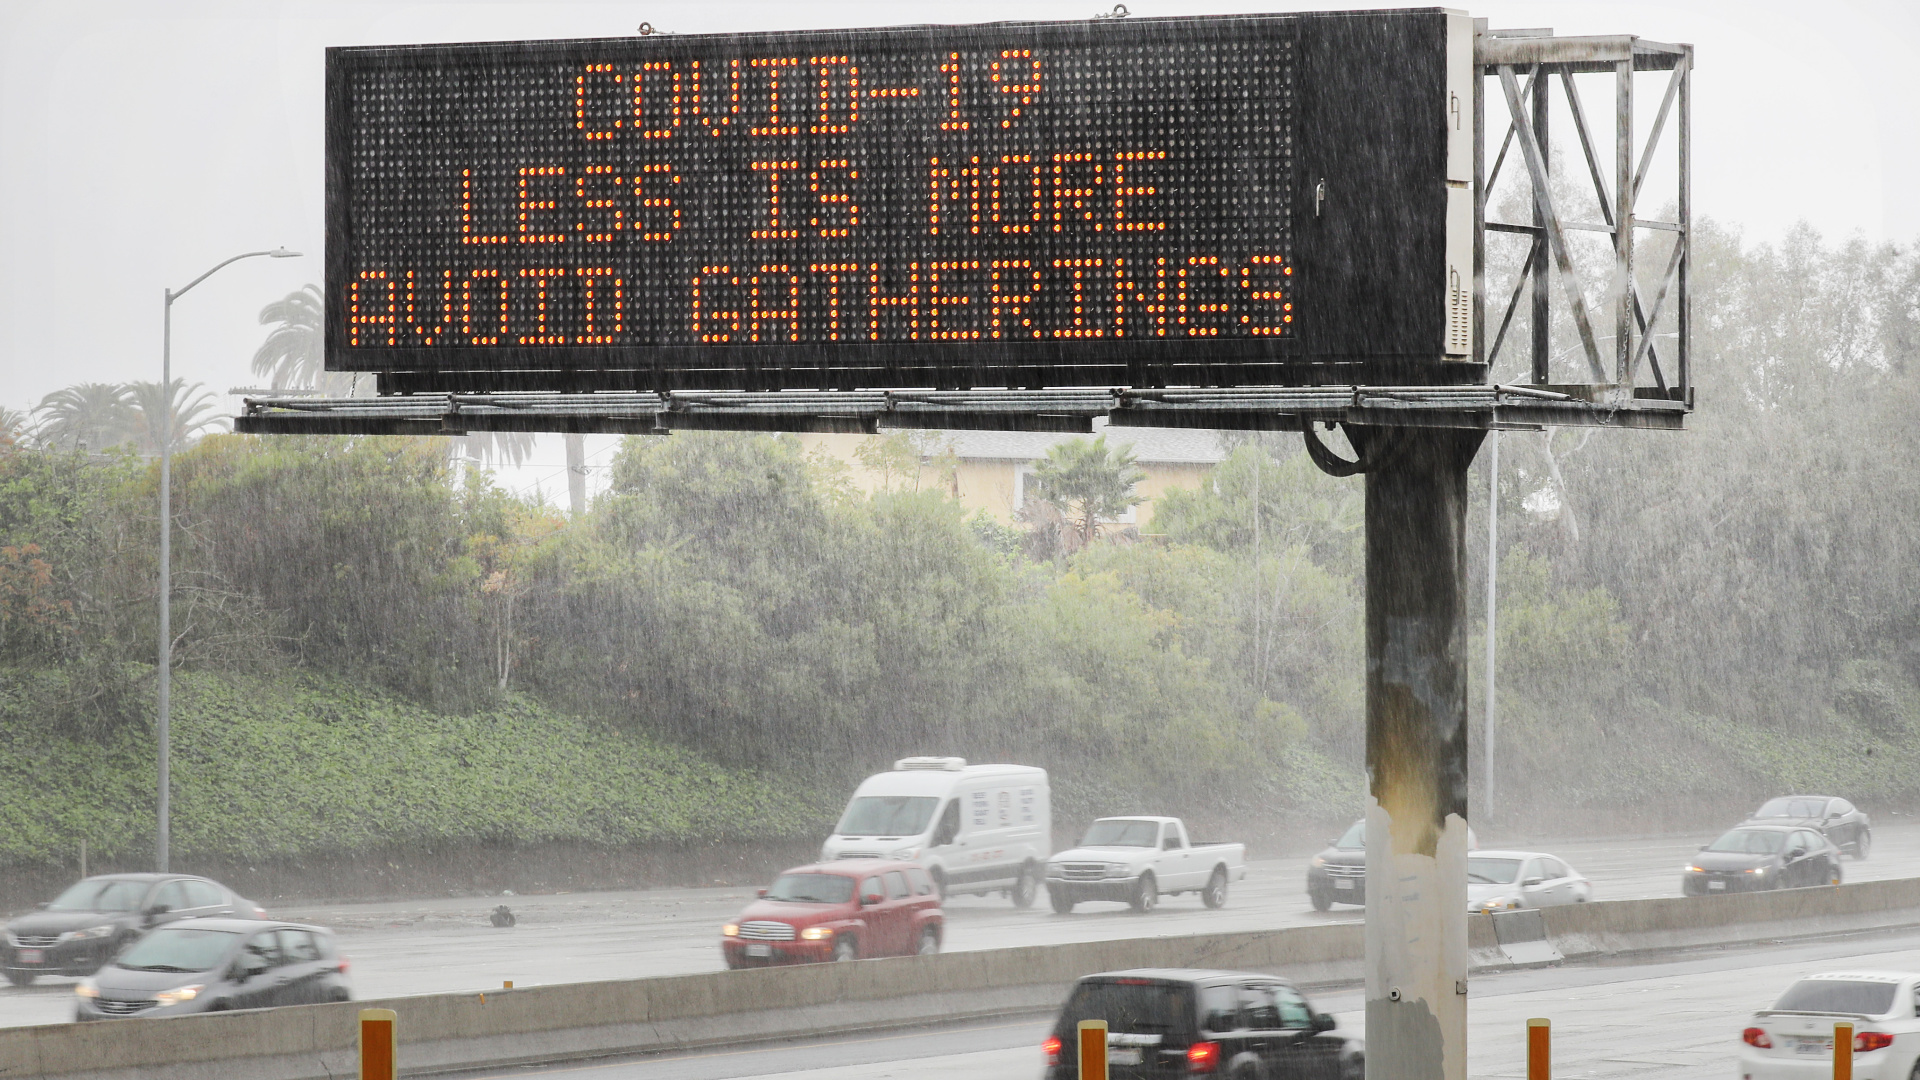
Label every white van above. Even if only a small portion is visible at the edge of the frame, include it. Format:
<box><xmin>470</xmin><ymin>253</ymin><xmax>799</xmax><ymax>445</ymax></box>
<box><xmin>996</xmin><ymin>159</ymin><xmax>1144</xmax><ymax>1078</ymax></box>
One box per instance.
<box><xmin>821</xmin><ymin>758</ymin><xmax>1050</xmax><ymax>906</ymax></box>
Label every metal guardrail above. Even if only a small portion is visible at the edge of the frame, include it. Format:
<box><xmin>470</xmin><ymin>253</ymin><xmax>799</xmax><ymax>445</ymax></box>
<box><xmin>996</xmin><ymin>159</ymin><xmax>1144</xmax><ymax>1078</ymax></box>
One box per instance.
<box><xmin>236</xmin><ymin>384</ymin><xmax>1689</xmax><ymax>436</ymax></box>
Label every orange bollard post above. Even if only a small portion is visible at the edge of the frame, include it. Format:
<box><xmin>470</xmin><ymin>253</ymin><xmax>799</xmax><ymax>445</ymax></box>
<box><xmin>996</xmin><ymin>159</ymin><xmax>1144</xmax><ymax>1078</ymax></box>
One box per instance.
<box><xmin>1834</xmin><ymin>1022</ymin><xmax>1853</xmax><ymax>1080</ymax></box>
<box><xmin>1078</xmin><ymin>1019</ymin><xmax>1109</xmax><ymax>1080</ymax></box>
<box><xmin>360</xmin><ymin>1008</ymin><xmax>397</xmax><ymax>1080</ymax></box>
<box><xmin>1527</xmin><ymin>1018</ymin><xmax>1550</xmax><ymax>1080</ymax></box>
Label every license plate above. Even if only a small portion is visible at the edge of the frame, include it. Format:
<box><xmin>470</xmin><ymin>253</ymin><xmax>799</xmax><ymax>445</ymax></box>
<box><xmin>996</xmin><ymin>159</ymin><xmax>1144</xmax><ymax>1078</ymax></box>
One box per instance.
<box><xmin>1793</xmin><ymin>1037</ymin><xmax>1832</xmax><ymax>1055</ymax></box>
<box><xmin>746</xmin><ymin>944</ymin><xmax>772</xmax><ymax>958</ymax></box>
<box><xmin>1707</xmin><ymin>880</ymin><xmax>1726</xmax><ymax>890</ymax></box>
<box><xmin>1108</xmin><ymin>1048</ymin><xmax>1143</xmax><ymax>1066</ymax></box>
<box><xmin>1335</xmin><ymin>879</ymin><xmax>1355</xmax><ymax>890</ymax></box>
<box><xmin>16</xmin><ymin>949</ymin><xmax>42</xmax><ymax>964</ymax></box>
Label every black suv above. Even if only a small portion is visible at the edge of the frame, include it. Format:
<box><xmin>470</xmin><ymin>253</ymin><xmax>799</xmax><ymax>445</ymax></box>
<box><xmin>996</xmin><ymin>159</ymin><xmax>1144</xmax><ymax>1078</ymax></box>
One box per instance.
<box><xmin>4</xmin><ymin>874</ymin><xmax>265</xmax><ymax>986</ymax></box>
<box><xmin>1044</xmin><ymin>968</ymin><xmax>1361</xmax><ymax>1079</ymax></box>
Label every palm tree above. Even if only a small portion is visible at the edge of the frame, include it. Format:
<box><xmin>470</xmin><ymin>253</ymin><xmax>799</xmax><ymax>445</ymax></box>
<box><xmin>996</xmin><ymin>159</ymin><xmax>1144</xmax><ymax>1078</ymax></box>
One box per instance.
<box><xmin>1027</xmin><ymin>434</ymin><xmax>1146</xmax><ymax>550</ymax></box>
<box><xmin>127</xmin><ymin>379</ymin><xmax>226</xmax><ymax>455</ymax></box>
<box><xmin>253</xmin><ymin>284</ymin><xmax>363</xmax><ymax>395</ymax></box>
<box><xmin>34</xmin><ymin>383</ymin><xmax>137</xmax><ymax>452</ymax></box>
<box><xmin>0</xmin><ymin>408</ymin><xmax>29</xmax><ymax>446</ymax></box>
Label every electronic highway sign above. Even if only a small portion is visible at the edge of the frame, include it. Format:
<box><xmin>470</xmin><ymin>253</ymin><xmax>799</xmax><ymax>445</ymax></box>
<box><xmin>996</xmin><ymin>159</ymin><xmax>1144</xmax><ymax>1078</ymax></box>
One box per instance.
<box><xmin>327</xmin><ymin>8</ymin><xmax>1475</xmax><ymax>392</ymax></box>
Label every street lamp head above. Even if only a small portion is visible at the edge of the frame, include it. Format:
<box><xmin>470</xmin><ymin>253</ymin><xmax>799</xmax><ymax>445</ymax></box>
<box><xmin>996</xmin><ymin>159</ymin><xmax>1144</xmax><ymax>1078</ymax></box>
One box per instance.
<box><xmin>269</xmin><ymin>248</ymin><xmax>303</xmax><ymax>258</ymax></box>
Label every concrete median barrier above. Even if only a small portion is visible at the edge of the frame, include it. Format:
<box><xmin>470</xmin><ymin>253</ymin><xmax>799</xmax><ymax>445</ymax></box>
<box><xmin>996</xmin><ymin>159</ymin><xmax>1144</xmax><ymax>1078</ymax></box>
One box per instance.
<box><xmin>10</xmin><ymin>877</ymin><xmax>1920</xmax><ymax>1080</ymax></box>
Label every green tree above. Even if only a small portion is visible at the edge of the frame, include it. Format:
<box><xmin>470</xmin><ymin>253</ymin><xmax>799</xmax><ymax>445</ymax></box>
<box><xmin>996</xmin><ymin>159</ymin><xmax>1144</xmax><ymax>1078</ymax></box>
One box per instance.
<box><xmin>1027</xmin><ymin>434</ymin><xmax>1145</xmax><ymax>549</ymax></box>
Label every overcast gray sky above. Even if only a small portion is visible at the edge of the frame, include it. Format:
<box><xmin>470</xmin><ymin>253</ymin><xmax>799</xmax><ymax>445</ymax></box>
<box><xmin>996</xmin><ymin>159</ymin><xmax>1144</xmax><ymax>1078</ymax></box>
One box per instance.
<box><xmin>2</xmin><ymin>0</ymin><xmax>1915</xmax><ymax>432</ymax></box>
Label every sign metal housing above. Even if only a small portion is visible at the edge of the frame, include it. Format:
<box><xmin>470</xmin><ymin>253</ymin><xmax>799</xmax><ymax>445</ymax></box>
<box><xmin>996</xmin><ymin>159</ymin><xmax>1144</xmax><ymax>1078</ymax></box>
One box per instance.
<box><xmin>325</xmin><ymin>9</ymin><xmax>1476</xmax><ymax>392</ymax></box>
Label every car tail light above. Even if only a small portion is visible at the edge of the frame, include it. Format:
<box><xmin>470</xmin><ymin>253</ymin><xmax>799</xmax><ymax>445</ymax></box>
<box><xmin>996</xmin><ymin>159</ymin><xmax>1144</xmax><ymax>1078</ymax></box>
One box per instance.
<box><xmin>337</xmin><ymin>957</ymin><xmax>350</xmax><ymax>974</ymax></box>
<box><xmin>1856</xmin><ymin>1031</ymin><xmax>1895</xmax><ymax>1052</ymax></box>
<box><xmin>1042</xmin><ymin>1036</ymin><xmax>1061</xmax><ymax>1066</ymax></box>
<box><xmin>1187</xmin><ymin>1041</ymin><xmax>1221</xmax><ymax>1073</ymax></box>
<box><xmin>1742</xmin><ymin>1027</ymin><xmax>1772</xmax><ymax>1048</ymax></box>
<box><xmin>253</xmin><ymin>906</ymin><xmax>267</xmax><ymax>919</ymax></box>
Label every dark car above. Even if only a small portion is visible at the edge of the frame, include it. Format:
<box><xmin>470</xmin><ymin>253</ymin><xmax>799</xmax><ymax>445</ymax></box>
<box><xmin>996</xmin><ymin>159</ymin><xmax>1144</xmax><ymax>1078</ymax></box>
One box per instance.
<box><xmin>75</xmin><ymin>918</ymin><xmax>347</xmax><ymax>1020</ymax></box>
<box><xmin>721</xmin><ymin>860</ymin><xmax>943</xmax><ymax>968</ymax></box>
<box><xmin>1305</xmin><ymin>820</ymin><xmax>1478</xmax><ymax>911</ymax></box>
<box><xmin>4</xmin><ymin>874</ymin><xmax>267</xmax><ymax>986</ymax></box>
<box><xmin>1043</xmin><ymin>969</ymin><xmax>1362</xmax><ymax>1079</ymax></box>
<box><xmin>1682</xmin><ymin>825</ymin><xmax>1843</xmax><ymax>896</ymax></box>
<box><xmin>1744</xmin><ymin>795</ymin><xmax>1872</xmax><ymax>859</ymax></box>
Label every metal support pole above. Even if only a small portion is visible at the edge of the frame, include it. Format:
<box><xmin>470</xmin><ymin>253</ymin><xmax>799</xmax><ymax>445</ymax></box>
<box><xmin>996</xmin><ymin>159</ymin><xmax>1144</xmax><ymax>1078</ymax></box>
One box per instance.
<box><xmin>565</xmin><ymin>433</ymin><xmax>587</xmax><ymax>517</ymax></box>
<box><xmin>1361</xmin><ymin>425</ymin><xmax>1484</xmax><ymax>1080</ymax></box>
<box><xmin>1614</xmin><ymin>59</ymin><xmax>1634</xmax><ymax>383</ymax></box>
<box><xmin>1483</xmin><ymin>431</ymin><xmax>1499</xmax><ymax>822</ymax></box>
<box><xmin>158</xmin><ymin>289</ymin><xmax>173</xmax><ymax>874</ymax></box>
<box><xmin>1529</xmin><ymin>73</ymin><xmax>1551</xmax><ymax>385</ymax></box>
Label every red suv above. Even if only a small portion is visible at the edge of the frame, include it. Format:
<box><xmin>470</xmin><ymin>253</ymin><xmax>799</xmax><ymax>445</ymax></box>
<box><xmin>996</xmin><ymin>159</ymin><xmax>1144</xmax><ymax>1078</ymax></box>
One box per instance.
<box><xmin>721</xmin><ymin>860</ymin><xmax>943</xmax><ymax>968</ymax></box>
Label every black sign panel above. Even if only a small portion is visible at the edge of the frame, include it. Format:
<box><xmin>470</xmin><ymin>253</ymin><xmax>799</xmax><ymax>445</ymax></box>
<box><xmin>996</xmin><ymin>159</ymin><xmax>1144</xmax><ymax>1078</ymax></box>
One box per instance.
<box><xmin>327</xmin><ymin>9</ymin><xmax>1472</xmax><ymax>392</ymax></box>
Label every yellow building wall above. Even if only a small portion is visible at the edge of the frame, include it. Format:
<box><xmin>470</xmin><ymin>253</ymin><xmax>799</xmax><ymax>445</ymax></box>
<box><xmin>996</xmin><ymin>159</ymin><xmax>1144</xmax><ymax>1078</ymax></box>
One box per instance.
<box><xmin>796</xmin><ymin>433</ymin><xmax>1214</xmax><ymax>530</ymax></box>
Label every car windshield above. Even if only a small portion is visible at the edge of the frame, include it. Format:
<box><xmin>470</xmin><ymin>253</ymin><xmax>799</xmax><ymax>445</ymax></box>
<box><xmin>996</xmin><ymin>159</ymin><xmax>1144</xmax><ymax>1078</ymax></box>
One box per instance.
<box><xmin>1773</xmin><ymin>980</ymin><xmax>1899</xmax><ymax>1016</ymax></box>
<box><xmin>1756</xmin><ymin>798</ymin><xmax>1828</xmax><ymax>819</ymax></box>
<box><xmin>47</xmin><ymin>878</ymin><xmax>147</xmax><ymax>913</ymax></box>
<box><xmin>1468</xmin><ymin>858</ymin><xmax>1523</xmax><ymax>885</ymax></box>
<box><xmin>765</xmin><ymin>874</ymin><xmax>855</xmax><ymax>904</ymax></box>
<box><xmin>835</xmin><ymin>796</ymin><xmax>938</xmax><ymax>837</ymax></box>
<box><xmin>1707</xmin><ymin>829</ymin><xmax>1787</xmax><ymax>854</ymax></box>
<box><xmin>1336</xmin><ymin>821</ymin><xmax>1366</xmax><ymax>850</ymax></box>
<box><xmin>1083</xmin><ymin>820</ymin><xmax>1159</xmax><ymax>847</ymax></box>
<box><xmin>113</xmin><ymin>928</ymin><xmax>237</xmax><ymax>973</ymax></box>
<box><xmin>1060</xmin><ymin>980</ymin><xmax>1195</xmax><ymax>1037</ymax></box>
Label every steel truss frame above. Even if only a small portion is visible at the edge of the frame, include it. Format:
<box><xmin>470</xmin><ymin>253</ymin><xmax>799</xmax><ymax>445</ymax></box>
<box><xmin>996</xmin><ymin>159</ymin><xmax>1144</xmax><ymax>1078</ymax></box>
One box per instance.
<box><xmin>1475</xmin><ymin>24</ymin><xmax>1692</xmax><ymax>404</ymax></box>
<box><xmin>236</xmin><ymin>25</ymin><xmax>1692</xmax><ymax>439</ymax></box>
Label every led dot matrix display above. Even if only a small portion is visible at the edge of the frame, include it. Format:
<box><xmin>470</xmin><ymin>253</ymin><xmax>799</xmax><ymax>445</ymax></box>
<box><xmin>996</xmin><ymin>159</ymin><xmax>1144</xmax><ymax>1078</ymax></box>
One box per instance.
<box><xmin>328</xmin><ymin>9</ymin><xmax>1470</xmax><ymax>391</ymax></box>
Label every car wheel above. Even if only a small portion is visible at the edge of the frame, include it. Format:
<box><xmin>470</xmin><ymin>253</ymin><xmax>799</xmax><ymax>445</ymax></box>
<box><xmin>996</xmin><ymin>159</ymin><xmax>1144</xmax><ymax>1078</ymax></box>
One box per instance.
<box><xmin>4</xmin><ymin>970</ymin><xmax>34</xmax><ymax>988</ymax></box>
<box><xmin>1202</xmin><ymin>868</ymin><xmax>1229</xmax><ymax>910</ymax></box>
<box><xmin>917</xmin><ymin>927</ymin><xmax>940</xmax><ymax>956</ymax></box>
<box><xmin>1309</xmin><ymin>886</ymin><xmax>1333</xmax><ymax>912</ymax></box>
<box><xmin>1012</xmin><ymin>862</ymin><xmax>1040</xmax><ymax>909</ymax></box>
<box><xmin>1854</xmin><ymin>830</ymin><xmax>1872</xmax><ymax>861</ymax></box>
<box><xmin>831</xmin><ymin>937</ymin><xmax>858</xmax><ymax>963</ymax></box>
<box><xmin>1130</xmin><ymin>873</ymin><xmax>1158</xmax><ymax>914</ymax></box>
<box><xmin>929</xmin><ymin>867</ymin><xmax>948</xmax><ymax>901</ymax></box>
<box><xmin>327</xmin><ymin>987</ymin><xmax>351</xmax><ymax>1003</ymax></box>
<box><xmin>1049</xmin><ymin>886</ymin><xmax>1075</xmax><ymax>915</ymax></box>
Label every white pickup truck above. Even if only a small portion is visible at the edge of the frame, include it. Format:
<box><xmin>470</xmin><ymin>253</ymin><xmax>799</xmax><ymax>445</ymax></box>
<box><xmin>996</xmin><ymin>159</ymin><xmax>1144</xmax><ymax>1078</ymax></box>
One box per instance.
<box><xmin>1043</xmin><ymin>817</ymin><xmax>1246</xmax><ymax>914</ymax></box>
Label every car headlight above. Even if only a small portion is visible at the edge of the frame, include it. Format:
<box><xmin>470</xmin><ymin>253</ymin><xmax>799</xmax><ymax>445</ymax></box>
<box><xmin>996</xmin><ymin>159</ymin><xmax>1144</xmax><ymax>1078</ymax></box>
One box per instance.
<box><xmin>800</xmin><ymin>926</ymin><xmax>833</xmax><ymax>941</ymax></box>
<box><xmin>1684</xmin><ymin>865</ymin><xmax>1704</xmax><ymax>873</ymax></box>
<box><xmin>154</xmin><ymin>984</ymin><xmax>203</xmax><ymax>1007</ymax></box>
<box><xmin>64</xmin><ymin>925</ymin><xmax>115</xmax><ymax>942</ymax></box>
<box><xmin>721</xmin><ymin>924</ymin><xmax>740</xmax><ymax>937</ymax></box>
<box><xmin>74</xmin><ymin>980</ymin><xmax>99</xmax><ymax>999</ymax></box>
<box><xmin>1747</xmin><ymin>867</ymin><xmax>1768</xmax><ymax>874</ymax></box>
<box><xmin>889</xmin><ymin>847</ymin><xmax>920</xmax><ymax>860</ymax></box>
<box><xmin>1107</xmin><ymin>865</ymin><xmax>1130</xmax><ymax>879</ymax></box>
<box><xmin>1475</xmin><ymin>896</ymin><xmax>1520</xmax><ymax>912</ymax></box>
<box><xmin>1311</xmin><ymin>856</ymin><xmax>1327</xmax><ymax>868</ymax></box>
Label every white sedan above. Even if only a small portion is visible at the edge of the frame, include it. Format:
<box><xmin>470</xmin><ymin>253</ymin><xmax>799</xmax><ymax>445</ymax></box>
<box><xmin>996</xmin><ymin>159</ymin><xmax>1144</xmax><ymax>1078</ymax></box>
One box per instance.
<box><xmin>1739</xmin><ymin>972</ymin><xmax>1920</xmax><ymax>1079</ymax></box>
<box><xmin>1466</xmin><ymin>850</ymin><xmax>1592</xmax><ymax>913</ymax></box>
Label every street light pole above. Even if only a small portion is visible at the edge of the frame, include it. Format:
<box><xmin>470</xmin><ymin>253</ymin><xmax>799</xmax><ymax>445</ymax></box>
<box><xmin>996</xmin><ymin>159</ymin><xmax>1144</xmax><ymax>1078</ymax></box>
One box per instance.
<box><xmin>157</xmin><ymin>247</ymin><xmax>300</xmax><ymax>873</ymax></box>
<box><xmin>1484</xmin><ymin>430</ymin><xmax>1500</xmax><ymax>823</ymax></box>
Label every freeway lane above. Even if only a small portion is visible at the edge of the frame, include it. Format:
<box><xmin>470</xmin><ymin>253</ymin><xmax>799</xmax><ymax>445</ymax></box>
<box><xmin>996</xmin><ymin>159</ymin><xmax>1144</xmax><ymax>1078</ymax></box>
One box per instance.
<box><xmin>447</xmin><ymin>926</ymin><xmax>1920</xmax><ymax>1080</ymax></box>
<box><xmin>2</xmin><ymin>821</ymin><xmax>1916</xmax><ymax>1029</ymax></box>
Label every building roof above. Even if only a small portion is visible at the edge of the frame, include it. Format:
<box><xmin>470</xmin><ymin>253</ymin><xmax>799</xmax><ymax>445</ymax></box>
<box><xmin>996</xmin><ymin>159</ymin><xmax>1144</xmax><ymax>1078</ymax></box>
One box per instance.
<box><xmin>928</xmin><ymin>422</ymin><xmax>1225</xmax><ymax>465</ymax></box>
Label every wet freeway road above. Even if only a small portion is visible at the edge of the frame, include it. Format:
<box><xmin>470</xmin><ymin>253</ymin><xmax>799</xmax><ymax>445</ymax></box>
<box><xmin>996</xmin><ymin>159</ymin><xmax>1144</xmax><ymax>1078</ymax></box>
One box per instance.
<box><xmin>445</xmin><ymin>925</ymin><xmax>1920</xmax><ymax>1080</ymax></box>
<box><xmin>3</xmin><ymin>821</ymin><xmax>1917</xmax><ymax>1029</ymax></box>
